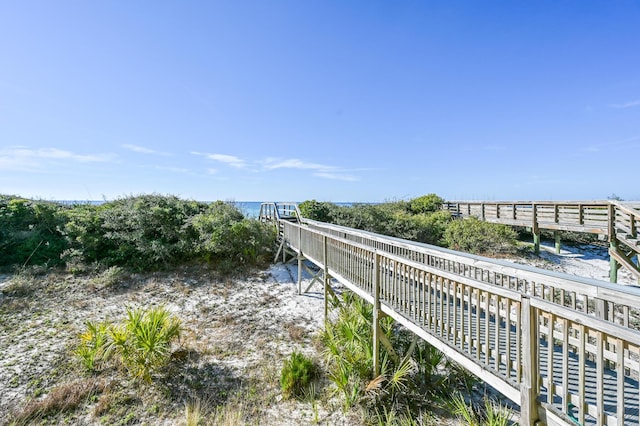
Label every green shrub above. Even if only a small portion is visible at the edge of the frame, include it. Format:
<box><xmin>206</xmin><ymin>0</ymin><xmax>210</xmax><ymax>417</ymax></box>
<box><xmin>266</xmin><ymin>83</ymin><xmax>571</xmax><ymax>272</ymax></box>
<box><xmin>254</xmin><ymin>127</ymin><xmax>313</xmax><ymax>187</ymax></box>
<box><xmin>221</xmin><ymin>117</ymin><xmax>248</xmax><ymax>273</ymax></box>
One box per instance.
<box><xmin>280</xmin><ymin>351</ymin><xmax>317</xmax><ymax>399</ymax></box>
<box><xmin>62</xmin><ymin>203</ymin><xmax>113</xmax><ymax>265</ymax></box>
<box><xmin>298</xmin><ymin>200</ymin><xmax>335</xmax><ymax>222</ymax></box>
<box><xmin>96</xmin><ymin>194</ymin><xmax>206</xmax><ymax>269</ymax></box>
<box><xmin>443</xmin><ymin>217</ymin><xmax>517</xmax><ymax>256</ymax></box>
<box><xmin>0</xmin><ymin>197</ymin><xmax>69</xmax><ymax>268</ymax></box>
<box><xmin>299</xmin><ymin>197</ymin><xmax>451</xmax><ymax>246</ymax></box>
<box><xmin>410</xmin><ymin>210</ymin><xmax>452</xmax><ymax>245</ymax></box>
<box><xmin>192</xmin><ymin>202</ymin><xmax>276</xmax><ymax>271</ymax></box>
<box><xmin>408</xmin><ymin>194</ymin><xmax>444</xmax><ymax>215</ymax></box>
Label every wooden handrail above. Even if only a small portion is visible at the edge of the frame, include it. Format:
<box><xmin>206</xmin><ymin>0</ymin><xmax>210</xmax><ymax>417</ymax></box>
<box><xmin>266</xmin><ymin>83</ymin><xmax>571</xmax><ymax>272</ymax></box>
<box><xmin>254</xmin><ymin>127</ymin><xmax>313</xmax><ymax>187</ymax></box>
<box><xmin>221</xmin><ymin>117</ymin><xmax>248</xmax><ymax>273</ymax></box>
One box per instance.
<box><xmin>275</xmin><ymin>215</ymin><xmax>640</xmax><ymax>425</ymax></box>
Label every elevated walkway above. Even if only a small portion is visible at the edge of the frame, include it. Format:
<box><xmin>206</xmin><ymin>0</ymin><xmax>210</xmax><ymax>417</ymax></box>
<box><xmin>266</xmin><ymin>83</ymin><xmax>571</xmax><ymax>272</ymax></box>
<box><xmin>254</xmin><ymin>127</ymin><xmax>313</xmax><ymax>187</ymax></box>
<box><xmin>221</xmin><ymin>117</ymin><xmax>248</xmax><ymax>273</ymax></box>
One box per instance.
<box><xmin>443</xmin><ymin>201</ymin><xmax>640</xmax><ymax>282</ymax></box>
<box><xmin>261</xmin><ymin>202</ymin><xmax>640</xmax><ymax>426</ymax></box>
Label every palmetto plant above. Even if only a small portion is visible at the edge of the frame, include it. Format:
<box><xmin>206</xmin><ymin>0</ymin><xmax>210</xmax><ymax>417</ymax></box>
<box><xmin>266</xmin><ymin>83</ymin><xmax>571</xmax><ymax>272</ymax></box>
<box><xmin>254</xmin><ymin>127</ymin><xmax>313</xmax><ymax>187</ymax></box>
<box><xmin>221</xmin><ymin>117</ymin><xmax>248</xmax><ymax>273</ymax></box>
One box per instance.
<box><xmin>76</xmin><ymin>306</ymin><xmax>181</xmax><ymax>383</ymax></box>
<box><xmin>74</xmin><ymin>320</ymin><xmax>110</xmax><ymax>372</ymax></box>
<box><xmin>111</xmin><ymin>306</ymin><xmax>182</xmax><ymax>382</ymax></box>
<box><xmin>320</xmin><ymin>292</ymin><xmax>414</xmax><ymax>410</ymax></box>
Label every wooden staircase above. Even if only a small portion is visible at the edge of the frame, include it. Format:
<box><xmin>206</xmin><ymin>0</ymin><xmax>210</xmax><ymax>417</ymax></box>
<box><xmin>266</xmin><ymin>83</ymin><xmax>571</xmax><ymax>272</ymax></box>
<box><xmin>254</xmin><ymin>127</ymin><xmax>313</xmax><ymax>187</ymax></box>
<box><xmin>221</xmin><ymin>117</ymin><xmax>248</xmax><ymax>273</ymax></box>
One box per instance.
<box><xmin>611</xmin><ymin>201</ymin><xmax>640</xmax><ymax>280</ymax></box>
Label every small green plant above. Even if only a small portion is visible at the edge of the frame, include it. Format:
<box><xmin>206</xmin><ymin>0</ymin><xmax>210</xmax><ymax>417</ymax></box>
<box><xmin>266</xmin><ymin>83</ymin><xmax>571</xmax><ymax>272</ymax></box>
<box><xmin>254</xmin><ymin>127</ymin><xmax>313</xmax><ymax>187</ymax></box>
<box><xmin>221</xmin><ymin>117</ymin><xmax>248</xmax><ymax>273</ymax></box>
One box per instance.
<box><xmin>483</xmin><ymin>397</ymin><xmax>512</xmax><ymax>426</ymax></box>
<box><xmin>448</xmin><ymin>393</ymin><xmax>513</xmax><ymax>426</ymax></box>
<box><xmin>449</xmin><ymin>393</ymin><xmax>480</xmax><ymax>426</ymax></box>
<box><xmin>111</xmin><ymin>306</ymin><xmax>182</xmax><ymax>383</ymax></box>
<box><xmin>320</xmin><ymin>292</ymin><xmax>418</xmax><ymax>411</ymax></box>
<box><xmin>280</xmin><ymin>351</ymin><xmax>317</xmax><ymax>400</ymax></box>
<box><xmin>90</xmin><ymin>266</ymin><xmax>124</xmax><ymax>288</ymax></box>
<box><xmin>75</xmin><ymin>306</ymin><xmax>182</xmax><ymax>383</ymax></box>
<box><xmin>75</xmin><ymin>320</ymin><xmax>110</xmax><ymax>372</ymax></box>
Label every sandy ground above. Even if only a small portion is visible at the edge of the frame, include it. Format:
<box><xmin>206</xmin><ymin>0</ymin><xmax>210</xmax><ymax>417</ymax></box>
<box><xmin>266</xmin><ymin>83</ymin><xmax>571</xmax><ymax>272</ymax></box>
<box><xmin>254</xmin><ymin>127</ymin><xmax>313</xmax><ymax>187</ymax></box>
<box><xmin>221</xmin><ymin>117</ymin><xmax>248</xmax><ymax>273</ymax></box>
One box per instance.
<box><xmin>512</xmin><ymin>240</ymin><xmax>638</xmax><ymax>286</ymax></box>
<box><xmin>0</xmin><ymin>240</ymin><xmax>635</xmax><ymax>424</ymax></box>
<box><xmin>0</xmin><ymin>263</ymin><xmax>357</xmax><ymax>425</ymax></box>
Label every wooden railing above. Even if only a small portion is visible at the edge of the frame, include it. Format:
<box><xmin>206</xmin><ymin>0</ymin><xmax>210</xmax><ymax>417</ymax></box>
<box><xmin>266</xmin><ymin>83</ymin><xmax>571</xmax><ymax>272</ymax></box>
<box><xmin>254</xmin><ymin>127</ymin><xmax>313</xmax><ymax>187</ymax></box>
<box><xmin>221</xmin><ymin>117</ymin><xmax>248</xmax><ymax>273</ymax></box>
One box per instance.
<box><xmin>442</xmin><ymin>200</ymin><xmax>640</xmax><ymax>281</ymax></box>
<box><xmin>301</xmin><ymin>218</ymin><xmax>639</xmax><ymax>329</ymax></box>
<box><xmin>271</xmin><ymin>211</ymin><xmax>640</xmax><ymax>426</ymax></box>
<box><xmin>442</xmin><ymin>201</ymin><xmax>613</xmax><ymax>234</ymax></box>
<box><xmin>258</xmin><ymin>202</ymin><xmax>301</xmax><ymax>223</ymax></box>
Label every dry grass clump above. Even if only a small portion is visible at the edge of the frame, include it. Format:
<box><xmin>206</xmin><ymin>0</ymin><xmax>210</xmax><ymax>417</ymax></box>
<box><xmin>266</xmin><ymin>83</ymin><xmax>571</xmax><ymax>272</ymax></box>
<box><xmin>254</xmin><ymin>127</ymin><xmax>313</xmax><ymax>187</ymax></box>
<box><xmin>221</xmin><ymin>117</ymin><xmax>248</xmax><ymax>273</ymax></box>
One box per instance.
<box><xmin>287</xmin><ymin>322</ymin><xmax>307</xmax><ymax>341</ymax></box>
<box><xmin>10</xmin><ymin>378</ymin><xmax>107</xmax><ymax>425</ymax></box>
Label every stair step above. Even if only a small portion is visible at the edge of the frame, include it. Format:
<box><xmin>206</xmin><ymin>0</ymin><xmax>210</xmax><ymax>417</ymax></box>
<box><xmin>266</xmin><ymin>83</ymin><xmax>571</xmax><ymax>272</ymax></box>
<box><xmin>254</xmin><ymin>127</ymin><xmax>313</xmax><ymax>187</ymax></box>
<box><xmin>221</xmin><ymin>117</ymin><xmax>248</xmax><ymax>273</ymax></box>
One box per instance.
<box><xmin>618</xmin><ymin>233</ymin><xmax>640</xmax><ymax>247</ymax></box>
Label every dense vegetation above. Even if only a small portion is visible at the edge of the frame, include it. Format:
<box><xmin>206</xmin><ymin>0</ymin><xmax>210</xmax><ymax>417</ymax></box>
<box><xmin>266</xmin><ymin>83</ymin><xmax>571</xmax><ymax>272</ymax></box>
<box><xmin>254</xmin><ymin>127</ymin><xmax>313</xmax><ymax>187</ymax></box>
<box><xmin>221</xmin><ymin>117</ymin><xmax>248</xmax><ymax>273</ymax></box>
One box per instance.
<box><xmin>299</xmin><ymin>194</ymin><xmax>519</xmax><ymax>256</ymax></box>
<box><xmin>318</xmin><ymin>292</ymin><xmax>512</xmax><ymax>424</ymax></box>
<box><xmin>0</xmin><ymin>194</ymin><xmax>276</xmax><ymax>273</ymax></box>
<box><xmin>1</xmin><ymin>192</ymin><xmax>520</xmax><ymax>425</ymax></box>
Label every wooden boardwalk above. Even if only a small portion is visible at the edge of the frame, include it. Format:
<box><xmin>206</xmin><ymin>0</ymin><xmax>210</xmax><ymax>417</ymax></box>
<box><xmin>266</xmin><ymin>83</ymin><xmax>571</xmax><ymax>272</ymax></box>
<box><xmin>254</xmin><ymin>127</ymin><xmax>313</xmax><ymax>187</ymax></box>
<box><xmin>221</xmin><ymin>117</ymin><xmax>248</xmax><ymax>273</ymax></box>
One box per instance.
<box><xmin>442</xmin><ymin>201</ymin><xmax>640</xmax><ymax>282</ymax></box>
<box><xmin>260</xmin><ymin>202</ymin><xmax>640</xmax><ymax>426</ymax></box>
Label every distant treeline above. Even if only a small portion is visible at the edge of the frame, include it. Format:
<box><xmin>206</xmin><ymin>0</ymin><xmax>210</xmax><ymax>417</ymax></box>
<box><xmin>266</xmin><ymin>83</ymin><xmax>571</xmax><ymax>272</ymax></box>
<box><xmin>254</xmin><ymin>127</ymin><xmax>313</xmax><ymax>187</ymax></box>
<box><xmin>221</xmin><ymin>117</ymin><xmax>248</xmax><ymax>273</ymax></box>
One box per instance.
<box><xmin>0</xmin><ymin>193</ymin><xmax>523</xmax><ymax>272</ymax></box>
<box><xmin>0</xmin><ymin>194</ymin><xmax>275</xmax><ymax>272</ymax></box>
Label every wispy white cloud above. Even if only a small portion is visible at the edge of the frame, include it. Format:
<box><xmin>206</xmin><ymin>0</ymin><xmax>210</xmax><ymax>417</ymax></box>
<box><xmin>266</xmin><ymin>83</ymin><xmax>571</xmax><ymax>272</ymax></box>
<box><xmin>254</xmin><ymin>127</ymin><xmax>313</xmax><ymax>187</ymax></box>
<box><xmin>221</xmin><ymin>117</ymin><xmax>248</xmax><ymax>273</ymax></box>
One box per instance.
<box><xmin>314</xmin><ymin>172</ymin><xmax>359</xmax><ymax>181</ymax></box>
<box><xmin>191</xmin><ymin>152</ymin><xmax>246</xmax><ymax>168</ymax></box>
<box><xmin>123</xmin><ymin>144</ymin><xmax>171</xmax><ymax>156</ymax></box>
<box><xmin>609</xmin><ymin>100</ymin><xmax>640</xmax><ymax>109</ymax></box>
<box><xmin>262</xmin><ymin>157</ymin><xmax>360</xmax><ymax>181</ymax></box>
<box><xmin>262</xmin><ymin>157</ymin><xmax>335</xmax><ymax>171</ymax></box>
<box><xmin>192</xmin><ymin>152</ymin><xmax>362</xmax><ymax>181</ymax></box>
<box><xmin>0</xmin><ymin>146</ymin><xmax>116</xmax><ymax>172</ymax></box>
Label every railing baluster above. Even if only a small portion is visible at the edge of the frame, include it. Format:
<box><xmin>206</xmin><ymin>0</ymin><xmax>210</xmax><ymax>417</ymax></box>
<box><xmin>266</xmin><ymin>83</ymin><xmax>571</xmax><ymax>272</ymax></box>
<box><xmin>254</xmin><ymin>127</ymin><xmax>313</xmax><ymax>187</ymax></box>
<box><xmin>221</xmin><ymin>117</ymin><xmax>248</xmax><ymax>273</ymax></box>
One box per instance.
<box><xmin>548</xmin><ymin>312</ymin><xmax>556</xmax><ymax>405</ymax></box>
<box><xmin>617</xmin><ymin>338</ymin><xmax>624</xmax><ymax>426</ymax></box>
<box><xmin>579</xmin><ymin>324</ymin><xmax>586</xmax><ymax>425</ymax></box>
<box><xmin>276</xmin><ymin>213</ymin><xmax>640</xmax><ymax>426</ymax></box>
<box><xmin>597</xmin><ymin>330</ymin><xmax>604</xmax><ymax>425</ymax></box>
<box><xmin>562</xmin><ymin>318</ymin><xmax>569</xmax><ymax>414</ymax></box>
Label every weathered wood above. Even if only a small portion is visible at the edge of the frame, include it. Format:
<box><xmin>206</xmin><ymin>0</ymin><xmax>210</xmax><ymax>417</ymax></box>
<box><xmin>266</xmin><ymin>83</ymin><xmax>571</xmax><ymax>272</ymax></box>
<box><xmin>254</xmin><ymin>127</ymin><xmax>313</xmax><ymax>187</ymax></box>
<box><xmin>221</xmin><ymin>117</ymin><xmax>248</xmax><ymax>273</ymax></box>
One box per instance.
<box><xmin>268</xmin><ymin>207</ymin><xmax>640</xmax><ymax>425</ymax></box>
<box><xmin>444</xmin><ymin>200</ymin><xmax>640</xmax><ymax>282</ymax></box>
<box><xmin>373</xmin><ymin>252</ymin><xmax>381</xmax><ymax>377</ymax></box>
<box><xmin>520</xmin><ymin>297</ymin><xmax>539</xmax><ymax>425</ymax></box>
<box><xmin>323</xmin><ymin>235</ymin><xmax>329</xmax><ymax>323</ymax></box>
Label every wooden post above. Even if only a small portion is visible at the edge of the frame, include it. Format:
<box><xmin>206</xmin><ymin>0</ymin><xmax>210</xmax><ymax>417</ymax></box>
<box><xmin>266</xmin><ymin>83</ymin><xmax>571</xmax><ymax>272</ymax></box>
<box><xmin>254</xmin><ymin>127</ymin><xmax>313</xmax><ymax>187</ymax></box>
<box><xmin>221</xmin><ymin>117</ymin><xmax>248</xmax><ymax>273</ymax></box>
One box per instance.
<box><xmin>297</xmin><ymin>226</ymin><xmax>303</xmax><ymax>294</ymax></box>
<box><xmin>282</xmin><ymin>223</ymin><xmax>287</xmax><ymax>264</ymax></box>
<box><xmin>532</xmin><ymin>204</ymin><xmax>540</xmax><ymax>255</ymax></box>
<box><xmin>520</xmin><ymin>297</ymin><xmax>539</xmax><ymax>425</ymax></box>
<box><xmin>610</xmin><ymin>238</ymin><xmax>619</xmax><ymax>284</ymax></box>
<box><xmin>608</xmin><ymin>204</ymin><xmax>618</xmax><ymax>284</ymax></box>
<box><xmin>297</xmin><ymin>252</ymin><xmax>304</xmax><ymax>295</ymax></box>
<box><xmin>554</xmin><ymin>231</ymin><xmax>561</xmax><ymax>254</ymax></box>
<box><xmin>323</xmin><ymin>235</ymin><xmax>329</xmax><ymax>323</ymax></box>
<box><xmin>373</xmin><ymin>252</ymin><xmax>381</xmax><ymax>376</ymax></box>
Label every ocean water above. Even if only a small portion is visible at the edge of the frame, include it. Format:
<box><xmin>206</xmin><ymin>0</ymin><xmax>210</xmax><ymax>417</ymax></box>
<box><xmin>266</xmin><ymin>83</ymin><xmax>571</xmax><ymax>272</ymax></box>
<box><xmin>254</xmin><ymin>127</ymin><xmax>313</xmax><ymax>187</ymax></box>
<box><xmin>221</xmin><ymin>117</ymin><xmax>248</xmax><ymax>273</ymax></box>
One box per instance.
<box><xmin>54</xmin><ymin>200</ymin><xmax>357</xmax><ymax>219</ymax></box>
<box><xmin>233</xmin><ymin>201</ymin><xmax>264</xmax><ymax>218</ymax></box>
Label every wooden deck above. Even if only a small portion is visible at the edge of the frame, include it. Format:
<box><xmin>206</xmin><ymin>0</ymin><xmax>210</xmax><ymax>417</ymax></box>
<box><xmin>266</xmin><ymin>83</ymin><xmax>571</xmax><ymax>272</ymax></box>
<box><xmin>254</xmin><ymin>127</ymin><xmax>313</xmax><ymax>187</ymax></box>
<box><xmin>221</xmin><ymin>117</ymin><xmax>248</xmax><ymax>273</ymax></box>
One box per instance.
<box><xmin>260</xmin><ymin>202</ymin><xmax>640</xmax><ymax>426</ymax></box>
<box><xmin>442</xmin><ymin>201</ymin><xmax>640</xmax><ymax>282</ymax></box>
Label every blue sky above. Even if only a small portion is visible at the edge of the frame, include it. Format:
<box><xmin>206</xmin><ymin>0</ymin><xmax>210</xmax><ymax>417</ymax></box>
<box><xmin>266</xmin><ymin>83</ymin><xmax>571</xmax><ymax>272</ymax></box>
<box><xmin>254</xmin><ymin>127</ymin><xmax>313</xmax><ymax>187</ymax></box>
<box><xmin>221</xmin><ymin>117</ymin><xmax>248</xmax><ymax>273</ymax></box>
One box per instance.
<box><xmin>1</xmin><ymin>1</ymin><xmax>639</xmax><ymax>202</ymax></box>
